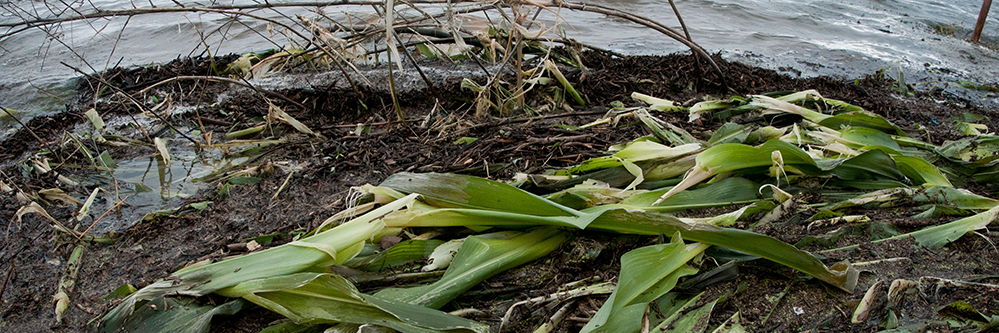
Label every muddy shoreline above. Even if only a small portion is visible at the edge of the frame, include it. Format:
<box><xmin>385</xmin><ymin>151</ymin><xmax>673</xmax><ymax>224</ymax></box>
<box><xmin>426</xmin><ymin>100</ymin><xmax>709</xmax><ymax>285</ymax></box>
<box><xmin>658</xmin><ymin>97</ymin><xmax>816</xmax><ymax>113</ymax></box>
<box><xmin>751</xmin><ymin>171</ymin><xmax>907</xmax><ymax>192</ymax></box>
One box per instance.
<box><xmin>1</xmin><ymin>52</ymin><xmax>997</xmax><ymax>332</ymax></box>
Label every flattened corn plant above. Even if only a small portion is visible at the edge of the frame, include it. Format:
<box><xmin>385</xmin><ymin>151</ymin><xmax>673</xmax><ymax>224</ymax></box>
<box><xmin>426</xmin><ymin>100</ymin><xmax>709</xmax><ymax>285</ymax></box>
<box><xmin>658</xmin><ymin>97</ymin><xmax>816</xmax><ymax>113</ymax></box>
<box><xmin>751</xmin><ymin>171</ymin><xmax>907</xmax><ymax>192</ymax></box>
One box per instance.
<box><xmin>98</xmin><ymin>89</ymin><xmax>999</xmax><ymax>332</ymax></box>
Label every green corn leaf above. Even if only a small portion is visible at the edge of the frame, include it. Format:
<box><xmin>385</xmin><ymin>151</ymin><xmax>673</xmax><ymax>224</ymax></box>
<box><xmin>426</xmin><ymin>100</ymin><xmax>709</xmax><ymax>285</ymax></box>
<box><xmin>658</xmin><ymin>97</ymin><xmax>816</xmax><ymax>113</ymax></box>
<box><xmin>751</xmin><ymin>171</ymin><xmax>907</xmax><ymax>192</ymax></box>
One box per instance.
<box><xmin>570</xmin><ymin>142</ymin><xmax>701</xmax><ymax>174</ymax></box>
<box><xmin>218</xmin><ymin>272</ymin><xmax>488</xmax><ymax>333</ymax></box>
<box><xmin>892</xmin><ymin>155</ymin><xmax>953</xmax><ymax>187</ymax></box>
<box><xmin>379</xmin><ymin>173</ymin><xmax>578</xmax><ymax>217</ymax></box>
<box><xmin>114</xmin><ymin>297</ymin><xmax>247</xmax><ymax>333</ymax></box>
<box><xmin>374</xmin><ymin>227</ymin><xmax>569</xmax><ymax>309</ymax></box>
<box><xmin>99</xmin><ymin>194</ymin><xmax>419</xmax><ymax>331</ymax></box>
<box><xmin>907</xmin><ymin>205</ymin><xmax>999</xmax><ymax>248</ymax></box>
<box><xmin>653</xmin><ymin>140</ymin><xmax>817</xmax><ymax>204</ymax></box>
<box><xmin>822</xmin><ymin>205</ymin><xmax>999</xmax><ymax>251</ymax></box>
<box><xmin>708</xmin><ymin>123</ymin><xmax>751</xmax><ymax>145</ymax></box>
<box><xmin>350</xmin><ymin>239</ymin><xmax>444</xmax><ymax>272</ymax></box>
<box><xmin>549</xmin><ymin>156</ymin><xmax>695</xmax><ymax>192</ymax></box>
<box><xmin>620</xmin><ymin>177</ymin><xmax>760</xmax><ymax>212</ymax></box>
<box><xmin>581</xmin><ymin>233</ymin><xmax>705</xmax><ymax>333</ymax></box>
<box><xmin>380</xmin><ymin>173</ymin><xmax>855</xmax><ymax>292</ymax></box>
<box><xmin>585</xmin><ymin>208</ymin><xmax>857</xmax><ymax>292</ymax></box>
<box><xmin>818</xmin><ymin>112</ymin><xmax>904</xmax><ymax>135</ymax></box>
<box><xmin>653</xmin><ymin>292</ymin><xmax>726</xmax><ymax>333</ymax></box>
<box><xmin>838</xmin><ymin>127</ymin><xmax>902</xmax><ymax>151</ymax></box>
<box><xmin>827</xmin><ymin>186</ymin><xmax>996</xmax><ymax>212</ymax></box>
<box><xmin>823</xmin><ymin>149</ymin><xmax>905</xmax><ymax>182</ymax></box>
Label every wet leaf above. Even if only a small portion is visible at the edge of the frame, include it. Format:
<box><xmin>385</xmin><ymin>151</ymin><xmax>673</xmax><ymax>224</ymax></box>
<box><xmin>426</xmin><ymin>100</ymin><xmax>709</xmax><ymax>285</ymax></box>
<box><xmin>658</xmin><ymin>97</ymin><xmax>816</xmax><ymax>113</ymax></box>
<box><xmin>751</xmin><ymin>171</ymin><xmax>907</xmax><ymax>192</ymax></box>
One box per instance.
<box><xmin>266</xmin><ymin>102</ymin><xmax>316</xmax><ymax>136</ymax></box>
<box><xmin>39</xmin><ymin>188</ymin><xmax>82</xmax><ymax>206</ymax></box>
<box><xmin>85</xmin><ymin>108</ymin><xmax>105</xmax><ymax>132</ymax></box>
<box><xmin>154</xmin><ymin>137</ymin><xmax>170</xmax><ymax>166</ymax></box>
<box><xmin>76</xmin><ymin>187</ymin><xmax>100</xmax><ymax>221</ymax></box>
<box><xmin>938</xmin><ymin>301</ymin><xmax>990</xmax><ymax>323</ymax></box>
<box><xmin>98</xmin><ymin>151</ymin><xmax>117</xmax><ymax>170</ymax></box>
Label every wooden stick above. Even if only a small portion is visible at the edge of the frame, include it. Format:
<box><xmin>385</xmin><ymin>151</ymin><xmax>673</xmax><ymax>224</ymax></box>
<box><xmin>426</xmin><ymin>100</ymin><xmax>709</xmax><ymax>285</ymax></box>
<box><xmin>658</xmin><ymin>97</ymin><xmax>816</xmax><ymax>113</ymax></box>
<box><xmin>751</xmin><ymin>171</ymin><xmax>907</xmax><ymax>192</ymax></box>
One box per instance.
<box><xmin>972</xmin><ymin>0</ymin><xmax>993</xmax><ymax>44</ymax></box>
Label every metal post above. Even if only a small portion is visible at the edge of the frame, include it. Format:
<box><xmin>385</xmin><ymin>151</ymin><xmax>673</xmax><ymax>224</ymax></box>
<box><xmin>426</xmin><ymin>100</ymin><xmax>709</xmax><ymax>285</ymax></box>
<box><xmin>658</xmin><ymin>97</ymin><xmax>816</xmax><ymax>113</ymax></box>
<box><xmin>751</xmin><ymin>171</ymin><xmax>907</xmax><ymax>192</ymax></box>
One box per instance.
<box><xmin>972</xmin><ymin>0</ymin><xmax>993</xmax><ymax>43</ymax></box>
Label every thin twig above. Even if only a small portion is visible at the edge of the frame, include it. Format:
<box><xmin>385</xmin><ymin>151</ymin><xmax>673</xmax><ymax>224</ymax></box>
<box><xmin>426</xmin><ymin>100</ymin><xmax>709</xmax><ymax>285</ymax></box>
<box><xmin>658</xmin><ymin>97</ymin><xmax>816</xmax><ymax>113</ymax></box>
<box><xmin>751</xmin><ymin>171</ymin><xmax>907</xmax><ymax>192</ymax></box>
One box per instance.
<box><xmin>0</xmin><ymin>261</ymin><xmax>14</xmax><ymax>302</ymax></box>
<box><xmin>0</xmin><ymin>105</ymin><xmax>64</xmax><ymax>163</ymax></box>
<box><xmin>546</xmin><ymin>0</ymin><xmax>726</xmax><ymax>87</ymax></box>
<box><xmin>399</xmin><ymin>39</ymin><xmax>442</xmax><ymax>101</ymax></box>
<box><xmin>62</xmin><ymin>62</ymin><xmax>201</xmax><ymax>147</ymax></box>
<box><xmin>457</xmin><ymin>109</ymin><xmax>606</xmax><ymax>134</ymax></box>
<box><xmin>76</xmin><ymin>194</ymin><xmax>130</xmax><ymax>241</ymax></box>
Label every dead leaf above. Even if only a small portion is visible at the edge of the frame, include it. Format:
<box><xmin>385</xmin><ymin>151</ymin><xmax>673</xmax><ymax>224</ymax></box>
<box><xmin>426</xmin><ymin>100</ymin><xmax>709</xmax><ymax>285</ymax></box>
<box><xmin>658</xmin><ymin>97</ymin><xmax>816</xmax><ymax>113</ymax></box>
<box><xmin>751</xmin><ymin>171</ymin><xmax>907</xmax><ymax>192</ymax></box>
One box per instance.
<box><xmin>154</xmin><ymin>137</ymin><xmax>170</xmax><ymax>166</ymax></box>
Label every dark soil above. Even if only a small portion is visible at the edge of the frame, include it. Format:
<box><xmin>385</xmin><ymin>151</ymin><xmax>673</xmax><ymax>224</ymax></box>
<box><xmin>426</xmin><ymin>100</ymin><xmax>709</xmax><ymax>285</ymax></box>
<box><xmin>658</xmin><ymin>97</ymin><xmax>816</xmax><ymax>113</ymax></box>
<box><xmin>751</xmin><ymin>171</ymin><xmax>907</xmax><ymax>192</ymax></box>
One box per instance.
<box><xmin>1</xmin><ymin>51</ymin><xmax>997</xmax><ymax>333</ymax></box>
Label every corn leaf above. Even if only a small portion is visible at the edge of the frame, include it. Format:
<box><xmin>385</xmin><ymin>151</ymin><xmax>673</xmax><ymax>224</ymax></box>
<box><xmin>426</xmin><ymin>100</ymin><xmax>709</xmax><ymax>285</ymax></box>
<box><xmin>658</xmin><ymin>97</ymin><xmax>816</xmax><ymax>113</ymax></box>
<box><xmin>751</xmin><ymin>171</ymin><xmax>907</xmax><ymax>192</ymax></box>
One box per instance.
<box><xmin>581</xmin><ymin>233</ymin><xmax>705</xmax><ymax>333</ymax></box>
<box><xmin>653</xmin><ymin>292</ymin><xmax>725</xmax><ymax>333</ymax></box>
<box><xmin>689</xmin><ymin>98</ymin><xmax>745</xmax><ymax>123</ymax></box>
<box><xmin>569</xmin><ymin>142</ymin><xmax>701</xmax><ymax>174</ymax></box>
<box><xmin>99</xmin><ymin>194</ymin><xmax>418</xmax><ymax>331</ymax></box>
<box><xmin>892</xmin><ymin>155</ymin><xmax>953</xmax><ymax>187</ymax></box>
<box><xmin>267</xmin><ymin>102</ymin><xmax>316</xmax><ymax>136</ymax></box>
<box><xmin>39</xmin><ymin>188</ymin><xmax>83</xmax><ymax>206</ymax></box>
<box><xmin>907</xmin><ymin>205</ymin><xmax>999</xmax><ymax>248</ymax></box>
<box><xmin>380</xmin><ymin>173</ymin><xmax>578</xmax><ymax>217</ymax></box>
<box><xmin>84</xmin><ymin>108</ymin><xmax>105</xmax><ymax>132</ymax></box>
<box><xmin>350</xmin><ymin>239</ymin><xmax>444</xmax><ymax>272</ymax></box>
<box><xmin>154</xmin><ymin>138</ymin><xmax>170</xmax><ymax>166</ymax></box>
<box><xmin>374</xmin><ymin>227</ymin><xmax>569</xmax><ymax>309</ymax></box>
<box><xmin>708</xmin><ymin>123</ymin><xmax>751</xmax><ymax>145</ymax></box>
<box><xmin>818</xmin><ymin>112</ymin><xmax>903</xmax><ymax>135</ymax></box>
<box><xmin>379</xmin><ymin>173</ymin><xmax>855</xmax><ymax>292</ymax></box>
<box><xmin>654</xmin><ymin>140</ymin><xmax>817</xmax><ymax>204</ymax></box>
<box><xmin>219</xmin><ymin>272</ymin><xmax>488</xmax><ymax>333</ymax></box>
<box><xmin>114</xmin><ymin>297</ymin><xmax>247</xmax><ymax>333</ymax></box>
<box><xmin>823</xmin><ymin>149</ymin><xmax>905</xmax><ymax>183</ymax></box>
<box><xmin>545</xmin><ymin>156</ymin><xmax>696</xmax><ymax>191</ymax></box>
<box><xmin>632</xmin><ymin>92</ymin><xmax>683</xmax><ymax>112</ymax></box>
<box><xmin>585</xmin><ymin>208</ymin><xmax>858</xmax><ymax>292</ymax></box>
<box><xmin>822</xmin><ymin>205</ymin><xmax>999</xmax><ymax>252</ymax></box>
<box><xmin>620</xmin><ymin>177</ymin><xmax>760</xmax><ymax>212</ymax></box>
<box><xmin>838</xmin><ymin>127</ymin><xmax>902</xmax><ymax>151</ymax></box>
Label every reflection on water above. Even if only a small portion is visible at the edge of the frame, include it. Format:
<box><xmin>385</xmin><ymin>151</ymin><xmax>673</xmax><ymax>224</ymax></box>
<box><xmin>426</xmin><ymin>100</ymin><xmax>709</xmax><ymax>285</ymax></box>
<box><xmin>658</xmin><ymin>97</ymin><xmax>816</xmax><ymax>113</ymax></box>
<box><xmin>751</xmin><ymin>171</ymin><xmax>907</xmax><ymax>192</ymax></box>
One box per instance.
<box><xmin>87</xmin><ymin>147</ymin><xmax>247</xmax><ymax>233</ymax></box>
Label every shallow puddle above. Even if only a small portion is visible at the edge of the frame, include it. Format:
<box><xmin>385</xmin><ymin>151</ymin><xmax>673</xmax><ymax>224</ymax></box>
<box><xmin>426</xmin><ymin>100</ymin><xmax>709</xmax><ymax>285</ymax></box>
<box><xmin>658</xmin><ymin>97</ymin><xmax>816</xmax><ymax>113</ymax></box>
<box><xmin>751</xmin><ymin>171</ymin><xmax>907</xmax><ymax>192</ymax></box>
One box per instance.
<box><xmin>85</xmin><ymin>146</ymin><xmax>249</xmax><ymax>233</ymax></box>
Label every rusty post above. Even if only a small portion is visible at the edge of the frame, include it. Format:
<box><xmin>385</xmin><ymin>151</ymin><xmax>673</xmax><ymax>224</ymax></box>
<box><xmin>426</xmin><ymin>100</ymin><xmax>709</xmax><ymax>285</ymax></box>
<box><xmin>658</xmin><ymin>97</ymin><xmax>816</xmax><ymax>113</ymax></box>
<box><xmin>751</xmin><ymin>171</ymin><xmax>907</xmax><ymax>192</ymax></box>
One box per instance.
<box><xmin>972</xmin><ymin>0</ymin><xmax>993</xmax><ymax>43</ymax></box>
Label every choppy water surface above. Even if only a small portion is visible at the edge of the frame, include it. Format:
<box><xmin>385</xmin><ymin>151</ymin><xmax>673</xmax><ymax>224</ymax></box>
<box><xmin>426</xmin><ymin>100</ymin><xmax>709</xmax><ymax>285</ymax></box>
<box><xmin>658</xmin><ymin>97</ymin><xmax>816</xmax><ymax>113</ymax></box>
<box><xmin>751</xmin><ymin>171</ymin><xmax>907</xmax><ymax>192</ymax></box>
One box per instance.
<box><xmin>2</xmin><ymin>0</ymin><xmax>997</xmax><ymax>118</ymax></box>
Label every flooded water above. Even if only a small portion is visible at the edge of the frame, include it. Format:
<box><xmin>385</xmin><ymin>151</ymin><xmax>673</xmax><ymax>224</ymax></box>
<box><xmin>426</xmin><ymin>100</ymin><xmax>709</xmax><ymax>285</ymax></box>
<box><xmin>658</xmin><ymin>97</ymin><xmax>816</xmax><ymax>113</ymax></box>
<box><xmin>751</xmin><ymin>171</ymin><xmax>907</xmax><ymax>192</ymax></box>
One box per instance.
<box><xmin>1</xmin><ymin>0</ymin><xmax>997</xmax><ymax>231</ymax></box>
<box><xmin>2</xmin><ymin>0</ymin><xmax>997</xmax><ymax>118</ymax></box>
